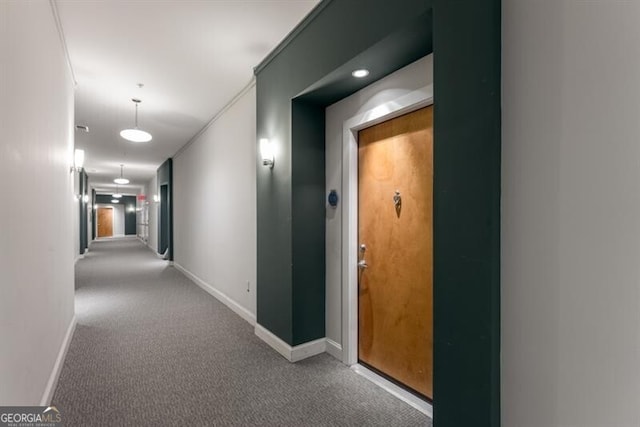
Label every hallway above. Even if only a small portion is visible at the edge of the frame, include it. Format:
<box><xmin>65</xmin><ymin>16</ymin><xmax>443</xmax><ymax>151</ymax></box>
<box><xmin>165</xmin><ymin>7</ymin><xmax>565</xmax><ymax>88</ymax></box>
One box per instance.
<box><xmin>52</xmin><ymin>239</ymin><xmax>430</xmax><ymax>426</ymax></box>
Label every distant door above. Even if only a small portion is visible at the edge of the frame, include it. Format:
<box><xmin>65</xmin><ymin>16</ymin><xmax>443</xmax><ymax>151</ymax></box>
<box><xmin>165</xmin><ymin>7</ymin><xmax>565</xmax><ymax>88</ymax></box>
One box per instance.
<box><xmin>97</xmin><ymin>207</ymin><xmax>113</xmax><ymax>238</ymax></box>
<box><xmin>159</xmin><ymin>184</ymin><xmax>169</xmax><ymax>254</ymax></box>
<box><xmin>357</xmin><ymin>105</ymin><xmax>433</xmax><ymax>399</ymax></box>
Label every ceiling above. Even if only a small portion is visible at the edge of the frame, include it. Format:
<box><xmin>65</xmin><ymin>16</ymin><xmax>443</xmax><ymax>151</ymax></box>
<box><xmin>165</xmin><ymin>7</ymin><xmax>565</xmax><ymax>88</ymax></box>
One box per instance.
<box><xmin>56</xmin><ymin>0</ymin><xmax>320</xmax><ymax>194</ymax></box>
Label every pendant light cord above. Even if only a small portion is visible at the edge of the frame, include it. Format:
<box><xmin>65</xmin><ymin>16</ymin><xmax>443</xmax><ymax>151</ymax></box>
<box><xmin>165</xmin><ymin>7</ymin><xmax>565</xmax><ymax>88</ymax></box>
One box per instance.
<box><xmin>135</xmin><ymin>103</ymin><xmax>139</xmax><ymax>129</ymax></box>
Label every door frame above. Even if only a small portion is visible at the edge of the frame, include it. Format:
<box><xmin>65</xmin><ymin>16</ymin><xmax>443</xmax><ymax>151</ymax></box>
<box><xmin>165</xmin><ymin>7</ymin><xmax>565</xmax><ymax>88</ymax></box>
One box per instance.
<box><xmin>341</xmin><ymin>86</ymin><xmax>433</xmax><ymax>367</ymax></box>
<box><xmin>96</xmin><ymin>205</ymin><xmax>114</xmax><ymax>238</ymax></box>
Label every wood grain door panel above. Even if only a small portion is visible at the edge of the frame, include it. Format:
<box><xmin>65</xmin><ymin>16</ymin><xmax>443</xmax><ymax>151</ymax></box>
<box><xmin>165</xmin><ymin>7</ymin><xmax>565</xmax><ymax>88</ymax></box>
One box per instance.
<box><xmin>97</xmin><ymin>207</ymin><xmax>113</xmax><ymax>238</ymax></box>
<box><xmin>358</xmin><ymin>105</ymin><xmax>433</xmax><ymax>398</ymax></box>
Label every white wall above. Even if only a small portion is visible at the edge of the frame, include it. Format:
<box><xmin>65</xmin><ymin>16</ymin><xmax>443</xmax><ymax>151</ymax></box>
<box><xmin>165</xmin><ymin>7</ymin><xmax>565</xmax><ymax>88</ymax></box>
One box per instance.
<box><xmin>173</xmin><ymin>84</ymin><xmax>257</xmax><ymax>319</ymax></box>
<box><xmin>502</xmin><ymin>2</ymin><xmax>640</xmax><ymax>426</ymax></box>
<box><xmin>113</xmin><ymin>204</ymin><xmax>125</xmax><ymax>236</ymax></box>
<box><xmin>0</xmin><ymin>1</ymin><xmax>76</xmax><ymax>405</ymax></box>
<box><xmin>324</xmin><ymin>56</ymin><xmax>433</xmax><ymax>353</ymax></box>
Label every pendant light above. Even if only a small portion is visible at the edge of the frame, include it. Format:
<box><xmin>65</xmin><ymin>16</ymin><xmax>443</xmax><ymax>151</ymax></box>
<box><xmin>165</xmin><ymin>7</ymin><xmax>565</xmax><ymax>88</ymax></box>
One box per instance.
<box><xmin>120</xmin><ymin>98</ymin><xmax>152</xmax><ymax>143</ymax></box>
<box><xmin>112</xmin><ymin>184</ymin><xmax>122</xmax><ymax>199</ymax></box>
<box><xmin>114</xmin><ymin>164</ymin><xmax>129</xmax><ymax>185</ymax></box>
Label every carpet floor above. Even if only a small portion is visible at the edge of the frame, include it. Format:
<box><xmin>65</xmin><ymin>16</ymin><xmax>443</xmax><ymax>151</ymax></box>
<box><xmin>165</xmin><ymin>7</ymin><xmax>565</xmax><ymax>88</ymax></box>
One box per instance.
<box><xmin>52</xmin><ymin>238</ymin><xmax>431</xmax><ymax>426</ymax></box>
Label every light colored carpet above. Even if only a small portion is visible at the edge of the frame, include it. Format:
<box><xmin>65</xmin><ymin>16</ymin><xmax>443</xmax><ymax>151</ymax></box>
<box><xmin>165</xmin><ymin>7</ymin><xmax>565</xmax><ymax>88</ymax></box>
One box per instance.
<box><xmin>52</xmin><ymin>238</ymin><xmax>431</xmax><ymax>426</ymax></box>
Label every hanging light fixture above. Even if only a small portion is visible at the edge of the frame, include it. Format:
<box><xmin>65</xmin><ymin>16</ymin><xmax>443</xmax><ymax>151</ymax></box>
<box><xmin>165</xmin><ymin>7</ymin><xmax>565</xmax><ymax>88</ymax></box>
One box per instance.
<box><xmin>112</xmin><ymin>183</ymin><xmax>122</xmax><ymax>199</ymax></box>
<box><xmin>114</xmin><ymin>164</ymin><xmax>129</xmax><ymax>185</ymax></box>
<box><xmin>120</xmin><ymin>98</ymin><xmax>152</xmax><ymax>143</ymax></box>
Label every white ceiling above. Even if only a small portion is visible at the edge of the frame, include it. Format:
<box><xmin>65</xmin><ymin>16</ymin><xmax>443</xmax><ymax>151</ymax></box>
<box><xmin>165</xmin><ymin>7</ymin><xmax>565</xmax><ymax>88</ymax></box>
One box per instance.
<box><xmin>57</xmin><ymin>0</ymin><xmax>320</xmax><ymax>194</ymax></box>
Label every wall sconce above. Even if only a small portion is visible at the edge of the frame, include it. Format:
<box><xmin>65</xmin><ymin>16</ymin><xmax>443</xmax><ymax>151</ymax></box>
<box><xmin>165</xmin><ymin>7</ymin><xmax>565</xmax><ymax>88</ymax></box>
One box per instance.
<box><xmin>71</xmin><ymin>149</ymin><xmax>85</xmax><ymax>172</ymax></box>
<box><xmin>83</xmin><ymin>194</ymin><xmax>89</xmax><ymax>203</ymax></box>
<box><xmin>153</xmin><ymin>194</ymin><xmax>160</xmax><ymax>203</ymax></box>
<box><xmin>260</xmin><ymin>138</ymin><xmax>274</xmax><ymax>169</ymax></box>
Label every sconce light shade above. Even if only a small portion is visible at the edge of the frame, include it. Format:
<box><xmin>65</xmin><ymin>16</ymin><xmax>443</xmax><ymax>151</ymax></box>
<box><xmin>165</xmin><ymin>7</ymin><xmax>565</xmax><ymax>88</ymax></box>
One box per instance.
<box><xmin>74</xmin><ymin>149</ymin><xmax>85</xmax><ymax>171</ymax></box>
<box><xmin>260</xmin><ymin>138</ymin><xmax>274</xmax><ymax>169</ymax></box>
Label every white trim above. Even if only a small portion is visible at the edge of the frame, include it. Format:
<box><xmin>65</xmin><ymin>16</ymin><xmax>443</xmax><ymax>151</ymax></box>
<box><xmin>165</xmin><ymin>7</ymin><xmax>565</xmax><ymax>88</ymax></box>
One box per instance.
<box><xmin>291</xmin><ymin>338</ymin><xmax>326</xmax><ymax>363</ymax></box>
<box><xmin>40</xmin><ymin>315</ymin><xmax>76</xmax><ymax>406</ymax></box>
<box><xmin>341</xmin><ymin>86</ymin><xmax>434</xmax><ymax>366</ymax></box>
<box><xmin>74</xmin><ymin>247</ymin><xmax>89</xmax><ymax>264</ymax></box>
<box><xmin>173</xmin><ymin>262</ymin><xmax>256</xmax><ymax>326</ymax></box>
<box><xmin>49</xmin><ymin>0</ymin><xmax>77</xmax><ymax>86</ymax></box>
<box><xmin>325</xmin><ymin>338</ymin><xmax>343</xmax><ymax>360</ymax></box>
<box><xmin>352</xmin><ymin>364</ymin><xmax>432</xmax><ymax>418</ymax></box>
<box><xmin>173</xmin><ymin>78</ymin><xmax>256</xmax><ymax>159</ymax></box>
<box><xmin>255</xmin><ymin>323</ymin><xmax>292</xmax><ymax>360</ymax></box>
<box><xmin>254</xmin><ymin>324</ymin><xmax>327</xmax><ymax>362</ymax></box>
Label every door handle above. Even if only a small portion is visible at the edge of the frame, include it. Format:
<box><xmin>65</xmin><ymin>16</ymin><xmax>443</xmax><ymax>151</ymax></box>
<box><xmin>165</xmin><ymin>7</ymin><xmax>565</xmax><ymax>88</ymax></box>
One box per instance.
<box><xmin>358</xmin><ymin>244</ymin><xmax>368</xmax><ymax>269</ymax></box>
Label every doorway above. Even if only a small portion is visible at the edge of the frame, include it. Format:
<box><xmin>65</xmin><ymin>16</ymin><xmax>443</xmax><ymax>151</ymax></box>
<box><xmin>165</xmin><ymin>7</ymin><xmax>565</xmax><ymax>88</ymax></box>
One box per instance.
<box><xmin>357</xmin><ymin>106</ymin><xmax>433</xmax><ymax>399</ymax></box>
<box><xmin>159</xmin><ymin>184</ymin><xmax>169</xmax><ymax>255</ymax></box>
<box><xmin>339</xmin><ymin>84</ymin><xmax>433</xmax><ymax>415</ymax></box>
<box><xmin>97</xmin><ymin>207</ymin><xmax>113</xmax><ymax>238</ymax></box>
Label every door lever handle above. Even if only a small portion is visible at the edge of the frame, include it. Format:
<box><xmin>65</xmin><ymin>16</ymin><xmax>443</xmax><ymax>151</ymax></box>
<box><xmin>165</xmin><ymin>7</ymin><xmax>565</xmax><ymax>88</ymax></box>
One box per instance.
<box><xmin>358</xmin><ymin>260</ymin><xmax>368</xmax><ymax>269</ymax></box>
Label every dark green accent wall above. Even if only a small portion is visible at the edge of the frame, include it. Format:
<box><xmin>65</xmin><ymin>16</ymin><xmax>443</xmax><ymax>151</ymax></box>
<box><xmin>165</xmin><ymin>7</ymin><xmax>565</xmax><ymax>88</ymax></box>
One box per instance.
<box><xmin>95</xmin><ymin>195</ymin><xmax>115</xmax><ymax>204</ymax></box>
<box><xmin>432</xmin><ymin>1</ymin><xmax>501</xmax><ymax>425</ymax></box>
<box><xmin>123</xmin><ymin>196</ymin><xmax>137</xmax><ymax>235</ymax></box>
<box><xmin>291</xmin><ymin>100</ymin><xmax>326</xmax><ymax>345</ymax></box>
<box><xmin>79</xmin><ymin>170</ymin><xmax>88</xmax><ymax>254</ymax></box>
<box><xmin>91</xmin><ymin>189</ymin><xmax>96</xmax><ymax>241</ymax></box>
<box><xmin>157</xmin><ymin>158</ymin><xmax>173</xmax><ymax>260</ymax></box>
<box><xmin>256</xmin><ymin>0</ymin><xmax>500</xmax><ymax>424</ymax></box>
<box><xmin>256</xmin><ymin>0</ymin><xmax>433</xmax><ymax>347</ymax></box>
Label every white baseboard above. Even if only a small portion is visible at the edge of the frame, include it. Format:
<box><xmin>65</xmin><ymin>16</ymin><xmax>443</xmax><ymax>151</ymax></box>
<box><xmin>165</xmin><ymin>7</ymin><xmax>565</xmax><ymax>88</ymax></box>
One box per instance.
<box><xmin>254</xmin><ymin>323</ymin><xmax>292</xmax><ymax>360</ymax></box>
<box><xmin>291</xmin><ymin>337</ymin><xmax>326</xmax><ymax>362</ymax></box>
<box><xmin>325</xmin><ymin>338</ymin><xmax>343</xmax><ymax>361</ymax></box>
<box><xmin>254</xmin><ymin>323</ymin><xmax>326</xmax><ymax>362</ymax></box>
<box><xmin>173</xmin><ymin>262</ymin><xmax>256</xmax><ymax>326</ymax></box>
<box><xmin>40</xmin><ymin>315</ymin><xmax>76</xmax><ymax>406</ymax></box>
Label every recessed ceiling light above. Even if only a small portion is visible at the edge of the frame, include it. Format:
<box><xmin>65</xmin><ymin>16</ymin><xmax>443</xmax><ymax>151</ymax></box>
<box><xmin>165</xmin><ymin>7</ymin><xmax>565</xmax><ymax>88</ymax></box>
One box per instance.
<box><xmin>352</xmin><ymin>69</ymin><xmax>370</xmax><ymax>78</ymax></box>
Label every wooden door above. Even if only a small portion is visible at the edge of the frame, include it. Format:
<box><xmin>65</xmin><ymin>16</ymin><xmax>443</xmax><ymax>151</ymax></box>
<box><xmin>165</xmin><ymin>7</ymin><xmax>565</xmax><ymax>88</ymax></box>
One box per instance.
<box><xmin>358</xmin><ymin>105</ymin><xmax>433</xmax><ymax>399</ymax></box>
<box><xmin>97</xmin><ymin>207</ymin><xmax>113</xmax><ymax>238</ymax></box>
